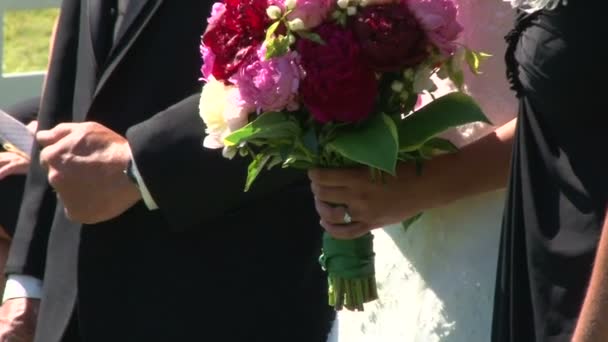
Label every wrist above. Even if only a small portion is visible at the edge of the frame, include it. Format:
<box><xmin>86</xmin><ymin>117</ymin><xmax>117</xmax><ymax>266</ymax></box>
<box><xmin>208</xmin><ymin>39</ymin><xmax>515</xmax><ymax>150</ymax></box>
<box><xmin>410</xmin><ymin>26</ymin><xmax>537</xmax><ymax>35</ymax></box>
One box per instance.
<box><xmin>121</xmin><ymin>142</ymin><xmax>159</xmax><ymax>210</ymax></box>
<box><xmin>120</xmin><ymin>143</ymin><xmax>142</xmax><ymax>203</ymax></box>
<box><xmin>395</xmin><ymin>154</ymin><xmax>463</xmax><ymax>211</ymax></box>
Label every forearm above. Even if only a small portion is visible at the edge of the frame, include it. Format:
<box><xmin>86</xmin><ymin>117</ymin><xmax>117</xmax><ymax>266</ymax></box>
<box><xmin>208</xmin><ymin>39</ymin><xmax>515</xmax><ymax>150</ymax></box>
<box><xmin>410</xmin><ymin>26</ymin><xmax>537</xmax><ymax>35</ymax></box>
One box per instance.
<box><xmin>572</xmin><ymin>209</ymin><xmax>608</xmax><ymax>342</ymax></box>
<box><xmin>127</xmin><ymin>95</ymin><xmax>306</xmax><ymax>231</ymax></box>
<box><xmin>410</xmin><ymin>118</ymin><xmax>516</xmax><ymax>208</ymax></box>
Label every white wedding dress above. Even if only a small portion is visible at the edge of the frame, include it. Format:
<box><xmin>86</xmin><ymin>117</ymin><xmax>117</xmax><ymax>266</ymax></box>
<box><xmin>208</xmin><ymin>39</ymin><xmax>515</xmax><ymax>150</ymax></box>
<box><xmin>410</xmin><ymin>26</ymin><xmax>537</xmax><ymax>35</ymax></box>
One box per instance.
<box><xmin>327</xmin><ymin>1</ymin><xmax>518</xmax><ymax>341</ymax></box>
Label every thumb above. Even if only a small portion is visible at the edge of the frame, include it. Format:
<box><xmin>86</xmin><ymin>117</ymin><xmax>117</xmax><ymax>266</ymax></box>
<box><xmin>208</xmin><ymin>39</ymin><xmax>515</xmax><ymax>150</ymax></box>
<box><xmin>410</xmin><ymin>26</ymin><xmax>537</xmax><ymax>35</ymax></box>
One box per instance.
<box><xmin>36</xmin><ymin>123</ymin><xmax>75</xmax><ymax>147</ymax></box>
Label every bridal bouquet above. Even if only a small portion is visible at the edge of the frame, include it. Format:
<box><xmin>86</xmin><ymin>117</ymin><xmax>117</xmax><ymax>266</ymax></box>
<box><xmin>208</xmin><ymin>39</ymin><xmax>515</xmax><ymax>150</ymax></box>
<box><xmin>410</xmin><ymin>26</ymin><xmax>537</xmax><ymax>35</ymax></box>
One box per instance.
<box><xmin>198</xmin><ymin>0</ymin><xmax>489</xmax><ymax>311</ymax></box>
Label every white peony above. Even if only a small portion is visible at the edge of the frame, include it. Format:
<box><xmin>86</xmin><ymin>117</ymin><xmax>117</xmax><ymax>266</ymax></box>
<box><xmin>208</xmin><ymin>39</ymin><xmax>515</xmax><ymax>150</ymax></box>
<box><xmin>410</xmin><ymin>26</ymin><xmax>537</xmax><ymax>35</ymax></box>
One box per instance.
<box><xmin>199</xmin><ymin>77</ymin><xmax>252</xmax><ymax>149</ymax></box>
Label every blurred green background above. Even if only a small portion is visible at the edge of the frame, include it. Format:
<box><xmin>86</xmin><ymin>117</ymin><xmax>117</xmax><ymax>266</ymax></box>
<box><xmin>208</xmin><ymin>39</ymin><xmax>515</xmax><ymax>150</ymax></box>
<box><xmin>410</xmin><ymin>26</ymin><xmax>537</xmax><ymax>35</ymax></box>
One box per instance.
<box><xmin>3</xmin><ymin>8</ymin><xmax>59</xmax><ymax>74</ymax></box>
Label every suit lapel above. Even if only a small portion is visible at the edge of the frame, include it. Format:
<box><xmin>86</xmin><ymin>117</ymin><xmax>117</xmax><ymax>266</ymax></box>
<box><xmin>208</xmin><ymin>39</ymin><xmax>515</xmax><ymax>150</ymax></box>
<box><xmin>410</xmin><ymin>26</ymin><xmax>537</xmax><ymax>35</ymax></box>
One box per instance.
<box><xmin>93</xmin><ymin>0</ymin><xmax>164</xmax><ymax>98</ymax></box>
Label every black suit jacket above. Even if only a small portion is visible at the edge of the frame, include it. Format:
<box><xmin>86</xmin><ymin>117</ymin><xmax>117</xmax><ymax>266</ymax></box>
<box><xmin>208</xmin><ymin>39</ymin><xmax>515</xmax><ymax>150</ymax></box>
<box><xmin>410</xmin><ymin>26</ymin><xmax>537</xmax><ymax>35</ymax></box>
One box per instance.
<box><xmin>0</xmin><ymin>97</ymin><xmax>40</xmax><ymax>236</ymax></box>
<box><xmin>6</xmin><ymin>1</ymin><xmax>334</xmax><ymax>341</ymax></box>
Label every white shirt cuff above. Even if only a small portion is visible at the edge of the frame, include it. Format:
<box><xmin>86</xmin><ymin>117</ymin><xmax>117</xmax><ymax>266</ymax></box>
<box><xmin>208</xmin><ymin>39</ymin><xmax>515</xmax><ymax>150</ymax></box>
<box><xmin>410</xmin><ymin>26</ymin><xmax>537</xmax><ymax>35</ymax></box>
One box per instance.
<box><xmin>131</xmin><ymin>156</ymin><xmax>159</xmax><ymax>210</ymax></box>
<box><xmin>2</xmin><ymin>275</ymin><xmax>43</xmax><ymax>303</ymax></box>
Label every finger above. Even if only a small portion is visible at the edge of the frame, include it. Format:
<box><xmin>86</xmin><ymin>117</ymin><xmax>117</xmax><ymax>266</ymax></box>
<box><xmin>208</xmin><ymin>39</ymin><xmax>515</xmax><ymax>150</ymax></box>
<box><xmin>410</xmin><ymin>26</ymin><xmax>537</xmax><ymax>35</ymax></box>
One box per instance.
<box><xmin>0</xmin><ymin>153</ymin><xmax>13</xmax><ymax>166</ymax></box>
<box><xmin>27</xmin><ymin>120</ymin><xmax>39</xmax><ymax>134</ymax></box>
<box><xmin>310</xmin><ymin>183</ymin><xmax>352</xmax><ymax>205</ymax></box>
<box><xmin>0</xmin><ymin>160</ymin><xmax>27</xmax><ymax>180</ymax></box>
<box><xmin>320</xmin><ymin>220</ymin><xmax>370</xmax><ymax>240</ymax></box>
<box><xmin>314</xmin><ymin>199</ymin><xmax>351</xmax><ymax>225</ymax></box>
<box><xmin>46</xmin><ymin>167</ymin><xmax>65</xmax><ymax>190</ymax></box>
<box><xmin>0</xmin><ymin>163</ymin><xmax>15</xmax><ymax>180</ymax></box>
<box><xmin>36</xmin><ymin>123</ymin><xmax>75</xmax><ymax>147</ymax></box>
<box><xmin>308</xmin><ymin>168</ymin><xmax>366</xmax><ymax>187</ymax></box>
<box><xmin>39</xmin><ymin>143</ymin><xmax>63</xmax><ymax>171</ymax></box>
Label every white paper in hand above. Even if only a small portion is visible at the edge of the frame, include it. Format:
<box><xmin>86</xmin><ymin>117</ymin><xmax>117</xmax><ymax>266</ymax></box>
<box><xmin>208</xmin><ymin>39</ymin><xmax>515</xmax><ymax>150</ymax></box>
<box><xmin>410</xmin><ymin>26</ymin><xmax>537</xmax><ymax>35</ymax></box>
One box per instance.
<box><xmin>0</xmin><ymin>109</ymin><xmax>34</xmax><ymax>157</ymax></box>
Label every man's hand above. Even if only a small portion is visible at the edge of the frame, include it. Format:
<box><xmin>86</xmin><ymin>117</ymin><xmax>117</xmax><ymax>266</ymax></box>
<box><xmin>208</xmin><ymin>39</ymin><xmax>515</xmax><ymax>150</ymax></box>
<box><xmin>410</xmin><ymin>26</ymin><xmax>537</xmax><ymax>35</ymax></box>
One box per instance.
<box><xmin>0</xmin><ymin>298</ymin><xmax>40</xmax><ymax>342</ymax></box>
<box><xmin>37</xmin><ymin>122</ymin><xmax>141</xmax><ymax>224</ymax></box>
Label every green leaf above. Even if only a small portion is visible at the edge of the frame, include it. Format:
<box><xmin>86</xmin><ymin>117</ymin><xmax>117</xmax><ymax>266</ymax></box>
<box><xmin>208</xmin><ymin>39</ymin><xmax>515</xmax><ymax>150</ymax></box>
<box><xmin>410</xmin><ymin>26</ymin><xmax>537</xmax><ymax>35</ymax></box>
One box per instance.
<box><xmin>402</xmin><ymin>213</ymin><xmax>423</xmax><ymax>232</ymax></box>
<box><xmin>450</xmin><ymin>69</ymin><xmax>464</xmax><ymax>90</ymax></box>
<box><xmin>326</xmin><ymin>113</ymin><xmax>399</xmax><ymax>175</ymax></box>
<box><xmin>398</xmin><ymin>92</ymin><xmax>491</xmax><ymax>152</ymax></box>
<box><xmin>301</xmin><ymin>128</ymin><xmax>319</xmax><ymax>155</ymax></box>
<box><xmin>296</xmin><ymin>31</ymin><xmax>325</xmax><ymax>45</ymax></box>
<box><xmin>266</xmin><ymin>155</ymin><xmax>283</xmax><ymax>170</ymax></box>
<box><xmin>265</xmin><ymin>21</ymin><xmax>281</xmax><ymax>41</ymax></box>
<box><xmin>265</xmin><ymin>35</ymin><xmax>291</xmax><ymax>59</ymax></box>
<box><xmin>465</xmin><ymin>49</ymin><xmax>492</xmax><ymax>75</ymax></box>
<box><xmin>224</xmin><ymin>112</ymin><xmax>300</xmax><ymax>146</ymax></box>
<box><xmin>445</xmin><ymin>50</ymin><xmax>465</xmax><ymax>90</ymax></box>
<box><xmin>245</xmin><ymin>154</ymin><xmax>271</xmax><ymax>191</ymax></box>
<box><xmin>423</xmin><ymin>137</ymin><xmax>458</xmax><ymax>154</ymax></box>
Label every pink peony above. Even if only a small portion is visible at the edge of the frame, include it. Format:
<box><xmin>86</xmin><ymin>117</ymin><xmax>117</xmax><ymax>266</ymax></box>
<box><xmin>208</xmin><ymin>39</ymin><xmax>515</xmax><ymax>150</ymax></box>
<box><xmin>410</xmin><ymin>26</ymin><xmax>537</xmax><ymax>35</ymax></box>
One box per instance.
<box><xmin>269</xmin><ymin>0</ymin><xmax>334</xmax><ymax>30</ymax></box>
<box><xmin>199</xmin><ymin>3</ymin><xmax>225</xmax><ymax>80</ymax></box>
<box><xmin>200</xmin><ymin>45</ymin><xmax>215</xmax><ymax>80</ymax></box>
<box><xmin>407</xmin><ymin>0</ymin><xmax>463</xmax><ymax>55</ymax></box>
<box><xmin>208</xmin><ymin>2</ymin><xmax>226</xmax><ymax>26</ymax></box>
<box><xmin>297</xmin><ymin>24</ymin><xmax>377</xmax><ymax>123</ymax></box>
<box><xmin>230</xmin><ymin>45</ymin><xmax>305</xmax><ymax>112</ymax></box>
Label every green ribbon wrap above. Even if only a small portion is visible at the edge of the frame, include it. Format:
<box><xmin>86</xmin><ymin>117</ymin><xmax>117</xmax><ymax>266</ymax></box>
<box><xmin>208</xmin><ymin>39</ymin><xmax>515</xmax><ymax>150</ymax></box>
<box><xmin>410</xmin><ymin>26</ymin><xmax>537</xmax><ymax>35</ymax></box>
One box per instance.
<box><xmin>319</xmin><ymin>232</ymin><xmax>378</xmax><ymax>311</ymax></box>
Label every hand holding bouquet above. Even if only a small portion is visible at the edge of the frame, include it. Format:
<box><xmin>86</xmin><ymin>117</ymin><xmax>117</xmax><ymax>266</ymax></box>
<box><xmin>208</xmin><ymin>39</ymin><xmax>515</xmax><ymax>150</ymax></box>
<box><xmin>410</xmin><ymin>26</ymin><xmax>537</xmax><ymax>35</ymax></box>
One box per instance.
<box><xmin>198</xmin><ymin>0</ymin><xmax>490</xmax><ymax>311</ymax></box>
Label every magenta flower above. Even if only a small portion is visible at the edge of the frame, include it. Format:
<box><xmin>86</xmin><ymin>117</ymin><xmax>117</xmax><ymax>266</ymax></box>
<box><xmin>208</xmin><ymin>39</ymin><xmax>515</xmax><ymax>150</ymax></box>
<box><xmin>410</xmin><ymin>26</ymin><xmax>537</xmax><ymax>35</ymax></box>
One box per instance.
<box><xmin>230</xmin><ymin>45</ymin><xmax>305</xmax><ymax>112</ymax></box>
<box><xmin>407</xmin><ymin>0</ymin><xmax>463</xmax><ymax>55</ymax></box>
<box><xmin>200</xmin><ymin>45</ymin><xmax>215</xmax><ymax>81</ymax></box>
<box><xmin>208</xmin><ymin>2</ymin><xmax>227</xmax><ymax>26</ymax></box>
<box><xmin>199</xmin><ymin>3</ymin><xmax>225</xmax><ymax>81</ymax></box>
<box><xmin>353</xmin><ymin>3</ymin><xmax>429</xmax><ymax>71</ymax></box>
<box><xmin>298</xmin><ymin>24</ymin><xmax>377</xmax><ymax>123</ymax></box>
<box><xmin>202</xmin><ymin>0</ymin><xmax>271</xmax><ymax>81</ymax></box>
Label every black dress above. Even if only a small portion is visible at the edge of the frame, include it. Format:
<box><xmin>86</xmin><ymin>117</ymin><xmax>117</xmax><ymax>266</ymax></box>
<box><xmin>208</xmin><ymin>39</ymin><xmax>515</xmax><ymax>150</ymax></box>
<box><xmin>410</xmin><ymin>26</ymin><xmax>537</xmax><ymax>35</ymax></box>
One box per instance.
<box><xmin>492</xmin><ymin>2</ymin><xmax>608</xmax><ymax>341</ymax></box>
<box><xmin>0</xmin><ymin>97</ymin><xmax>39</xmax><ymax>237</ymax></box>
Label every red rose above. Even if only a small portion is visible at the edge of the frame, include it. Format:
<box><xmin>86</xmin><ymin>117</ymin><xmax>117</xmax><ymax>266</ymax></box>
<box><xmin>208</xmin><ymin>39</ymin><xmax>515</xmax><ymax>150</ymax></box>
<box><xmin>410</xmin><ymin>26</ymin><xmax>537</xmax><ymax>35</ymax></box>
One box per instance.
<box><xmin>353</xmin><ymin>3</ymin><xmax>429</xmax><ymax>71</ymax></box>
<box><xmin>298</xmin><ymin>24</ymin><xmax>378</xmax><ymax>123</ymax></box>
<box><xmin>202</xmin><ymin>0</ymin><xmax>270</xmax><ymax>81</ymax></box>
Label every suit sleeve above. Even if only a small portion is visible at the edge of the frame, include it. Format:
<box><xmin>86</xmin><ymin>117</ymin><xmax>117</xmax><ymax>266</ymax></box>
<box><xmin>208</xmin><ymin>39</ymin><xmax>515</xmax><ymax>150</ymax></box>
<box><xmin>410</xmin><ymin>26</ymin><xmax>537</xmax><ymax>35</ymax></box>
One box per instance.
<box><xmin>126</xmin><ymin>94</ymin><xmax>307</xmax><ymax>232</ymax></box>
<box><xmin>5</xmin><ymin>0</ymin><xmax>81</xmax><ymax>279</ymax></box>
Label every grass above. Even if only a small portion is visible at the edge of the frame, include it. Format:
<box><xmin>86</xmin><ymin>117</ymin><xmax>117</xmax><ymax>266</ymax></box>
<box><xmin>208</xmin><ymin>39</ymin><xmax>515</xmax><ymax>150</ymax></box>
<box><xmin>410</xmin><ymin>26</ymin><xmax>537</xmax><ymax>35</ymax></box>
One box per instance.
<box><xmin>2</xmin><ymin>8</ymin><xmax>59</xmax><ymax>74</ymax></box>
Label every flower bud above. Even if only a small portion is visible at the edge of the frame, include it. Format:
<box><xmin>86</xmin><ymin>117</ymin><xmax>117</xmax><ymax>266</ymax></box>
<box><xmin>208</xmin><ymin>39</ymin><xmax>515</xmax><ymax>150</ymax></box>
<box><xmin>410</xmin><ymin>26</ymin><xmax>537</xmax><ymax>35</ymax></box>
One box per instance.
<box><xmin>222</xmin><ymin>146</ymin><xmax>238</xmax><ymax>159</ymax></box>
<box><xmin>337</xmin><ymin>0</ymin><xmax>349</xmax><ymax>9</ymax></box>
<box><xmin>266</xmin><ymin>5</ymin><xmax>282</xmax><ymax>20</ymax></box>
<box><xmin>287</xmin><ymin>33</ymin><xmax>296</xmax><ymax>45</ymax></box>
<box><xmin>285</xmin><ymin>0</ymin><xmax>297</xmax><ymax>10</ymax></box>
<box><xmin>391</xmin><ymin>81</ymin><xmax>404</xmax><ymax>93</ymax></box>
<box><xmin>288</xmin><ymin>18</ymin><xmax>305</xmax><ymax>31</ymax></box>
<box><xmin>403</xmin><ymin>69</ymin><xmax>414</xmax><ymax>80</ymax></box>
<box><xmin>346</xmin><ymin>6</ymin><xmax>357</xmax><ymax>16</ymax></box>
